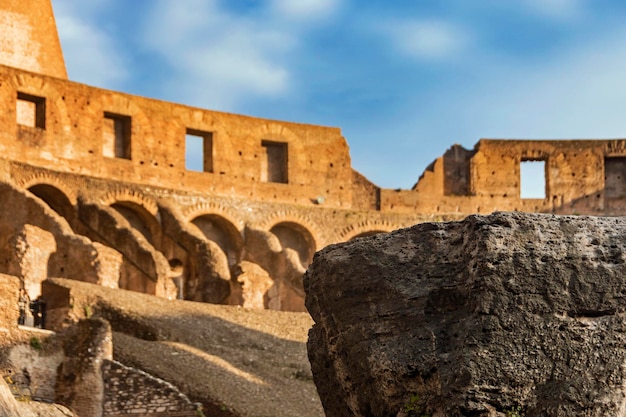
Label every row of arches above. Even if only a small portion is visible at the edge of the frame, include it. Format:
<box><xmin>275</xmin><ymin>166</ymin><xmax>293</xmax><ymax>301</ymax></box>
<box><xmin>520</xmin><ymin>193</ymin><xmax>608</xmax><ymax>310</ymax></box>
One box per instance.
<box><xmin>26</xmin><ymin>183</ymin><xmax>319</xmax><ymax>263</ymax></box>
<box><xmin>24</xmin><ymin>181</ymin><xmax>390</xmax><ymax>309</ymax></box>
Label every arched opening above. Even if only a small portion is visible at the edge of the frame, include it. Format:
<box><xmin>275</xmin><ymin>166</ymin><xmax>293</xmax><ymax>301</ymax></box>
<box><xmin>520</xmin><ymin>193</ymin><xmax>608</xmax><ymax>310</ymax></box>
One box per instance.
<box><xmin>110</xmin><ymin>202</ymin><xmax>159</xmax><ymax>245</ymax></box>
<box><xmin>349</xmin><ymin>230</ymin><xmax>385</xmax><ymax>240</ymax></box>
<box><xmin>168</xmin><ymin>258</ymin><xmax>184</xmax><ymax>299</ymax></box>
<box><xmin>269</xmin><ymin>222</ymin><xmax>316</xmax><ymax>267</ymax></box>
<box><xmin>190</xmin><ymin>214</ymin><xmax>242</xmax><ymax>265</ymax></box>
<box><xmin>28</xmin><ymin>184</ymin><xmax>75</xmax><ymax>228</ymax></box>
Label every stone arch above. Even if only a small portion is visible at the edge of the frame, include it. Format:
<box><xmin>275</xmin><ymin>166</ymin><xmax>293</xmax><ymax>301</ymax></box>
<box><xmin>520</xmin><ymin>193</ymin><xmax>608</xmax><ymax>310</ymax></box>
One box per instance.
<box><xmin>339</xmin><ymin>220</ymin><xmax>398</xmax><ymax>242</ymax></box>
<box><xmin>189</xmin><ymin>214</ymin><xmax>243</xmax><ymax>266</ymax></box>
<box><xmin>257</xmin><ymin>210</ymin><xmax>323</xmax><ymax>249</ymax></box>
<box><xmin>18</xmin><ymin>174</ymin><xmax>77</xmax><ymax>205</ymax></box>
<box><xmin>168</xmin><ymin>258</ymin><xmax>184</xmax><ymax>299</ymax></box>
<box><xmin>109</xmin><ymin>201</ymin><xmax>161</xmax><ymax>245</ymax></box>
<box><xmin>26</xmin><ymin>183</ymin><xmax>76</xmax><ymax>227</ymax></box>
<box><xmin>268</xmin><ymin>221</ymin><xmax>316</xmax><ymax>267</ymax></box>
<box><xmin>182</xmin><ymin>202</ymin><xmax>245</xmax><ymax>231</ymax></box>
<box><xmin>100</xmin><ymin>190</ymin><xmax>159</xmax><ymax>217</ymax></box>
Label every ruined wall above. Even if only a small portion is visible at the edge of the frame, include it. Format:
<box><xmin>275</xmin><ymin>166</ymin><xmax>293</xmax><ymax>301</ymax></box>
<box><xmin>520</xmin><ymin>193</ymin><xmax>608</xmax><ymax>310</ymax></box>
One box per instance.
<box><xmin>383</xmin><ymin>139</ymin><xmax>626</xmax><ymax>216</ymax></box>
<box><xmin>102</xmin><ymin>360</ymin><xmax>199</xmax><ymax>417</ymax></box>
<box><xmin>55</xmin><ymin>318</ymin><xmax>112</xmax><ymax>417</ymax></box>
<box><xmin>3</xmin><ymin>159</ymin><xmax>428</xmax><ymax>311</ymax></box>
<box><xmin>0</xmin><ymin>64</ymin><xmax>353</xmax><ymax>210</ymax></box>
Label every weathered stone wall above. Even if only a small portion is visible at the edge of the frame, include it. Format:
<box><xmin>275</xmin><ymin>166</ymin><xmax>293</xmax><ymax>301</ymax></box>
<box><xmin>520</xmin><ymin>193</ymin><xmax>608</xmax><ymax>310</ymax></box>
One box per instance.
<box><xmin>0</xmin><ymin>273</ymin><xmax>19</xmax><ymax>333</ymax></box>
<box><xmin>387</xmin><ymin>140</ymin><xmax>626</xmax><ymax>216</ymax></box>
<box><xmin>55</xmin><ymin>318</ymin><xmax>112</xmax><ymax>417</ymax></box>
<box><xmin>102</xmin><ymin>360</ymin><xmax>199</xmax><ymax>417</ymax></box>
<box><xmin>0</xmin><ymin>64</ymin><xmax>354</xmax><ymax>210</ymax></box>
<box><xmin>0</xmin><ymin>0</ymin><xmax>67</xmax><ymax>78</ymax></box>
<box><xmin>11</xmin><ymin>224</ymin><xmax>56</xmax><ymax>298</ymax></box>
<box><xmin>7</xmin><ymin>343</ymin><xmax>65</xmax><ymax>403</ymax></box>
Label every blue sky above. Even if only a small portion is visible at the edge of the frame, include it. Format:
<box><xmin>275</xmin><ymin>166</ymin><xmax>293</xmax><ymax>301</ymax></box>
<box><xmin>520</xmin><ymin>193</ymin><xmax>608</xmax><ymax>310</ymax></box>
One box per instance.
<box><xmin>51</xmin><ymin>0</ymin><xmax>626</xmax><ymax>190</ymax></box>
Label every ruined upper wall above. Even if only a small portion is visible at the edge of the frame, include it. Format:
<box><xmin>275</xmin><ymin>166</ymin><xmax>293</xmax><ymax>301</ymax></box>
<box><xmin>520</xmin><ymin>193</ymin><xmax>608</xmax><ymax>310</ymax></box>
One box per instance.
<box><xmin>384</xmin><ymin>139</ymin><xmax>626</xmax><ymax>216</ymax></box>
<box><xmin>0</xmin><ymin>0</ymin><xmax>66</xmax><ymax>79</ymax></box>
<box><xmin>0</xmin><ymin>64</ymin><xmax>354</xmax><ymax>208</ymax></box>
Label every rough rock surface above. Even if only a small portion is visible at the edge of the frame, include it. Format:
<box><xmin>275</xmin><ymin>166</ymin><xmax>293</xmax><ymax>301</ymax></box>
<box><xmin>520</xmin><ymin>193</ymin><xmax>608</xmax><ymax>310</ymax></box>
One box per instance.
<box><xmin>305</xmin><ymin>212</ymin><xmax>626</xmax><ymax>417</ymax></box>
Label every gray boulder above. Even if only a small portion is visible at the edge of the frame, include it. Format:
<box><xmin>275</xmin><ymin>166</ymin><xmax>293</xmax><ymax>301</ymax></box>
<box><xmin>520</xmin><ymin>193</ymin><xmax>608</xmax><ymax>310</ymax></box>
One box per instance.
<box><xmin>305</xmin><ymin>212</ymin><xmax>626</xmax><ymax>417</ymax></box>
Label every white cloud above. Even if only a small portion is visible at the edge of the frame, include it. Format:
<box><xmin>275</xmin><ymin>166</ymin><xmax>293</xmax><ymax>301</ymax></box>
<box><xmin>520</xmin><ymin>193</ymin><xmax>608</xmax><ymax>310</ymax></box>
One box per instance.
<box><xmin>382</xmin><ymin>19</ymin><xmax>470</xmax><ymax>61</ymax></box>
<box><xmin>270</xmin><ymin>0</ymin><xmax>343</xmax><ymax>22</ymax></box>
<box><xmin>53</xmin><ymin>1</ymin><xmax>127</xmax><ymax>88</ymax></box>
<box><xmin>141</xmin><ymin>0</ymin><xmax>294</xmax><ymax>110</ymax></box>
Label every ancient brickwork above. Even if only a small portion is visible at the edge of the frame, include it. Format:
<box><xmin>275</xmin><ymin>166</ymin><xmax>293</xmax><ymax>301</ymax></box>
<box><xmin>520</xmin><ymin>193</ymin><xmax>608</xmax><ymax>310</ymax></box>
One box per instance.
<box><xmin>102</xmin><ymin>360</ymin><xmax>199</xmax><ymax>417</ymax></box>
<box><xmin>384</xmin><ymin>140</ymin><xmax>626</xmax><ymax>216</ymax></box>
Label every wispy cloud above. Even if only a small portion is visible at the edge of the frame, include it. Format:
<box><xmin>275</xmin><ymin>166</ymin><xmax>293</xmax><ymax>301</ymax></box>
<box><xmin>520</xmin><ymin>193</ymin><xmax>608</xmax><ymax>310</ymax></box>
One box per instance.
<box><xmin>380</xmin><ymin>19</ymin><xmax>471</xmax><ymax>61</ymax></box>
<box><xmin>141</xmin><ymin>0</ymin><xmax>295</xmax><ymax>110</ymax></box>
<box><xmin>53</xmin><ymin>1</ymin><xmax>127</xmax><ymax>88</ymax></box>
<box><xmin>270</xmin><ymin>0</ymin><xmax>344</xmax><ymax>22</ymax></box>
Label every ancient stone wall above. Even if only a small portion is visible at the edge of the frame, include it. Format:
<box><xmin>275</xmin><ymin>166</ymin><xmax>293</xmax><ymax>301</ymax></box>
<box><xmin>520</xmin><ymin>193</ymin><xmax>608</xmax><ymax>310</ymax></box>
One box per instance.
<box><xmin>0</xmin><ymin>273</ymin><xmax>19</xmax><ymax>333</ymax></box>
<box><xmin>102</xmin><ymin>360</ymin><xmax>199</xmax><ymax>417</ymax></box>
<box><xmin>55</xmin><ymin>318</ymin><xmax>112</xmax><ymax>417</ymax></box>
<box><xmin>385</xmin><ymin>139</ymin><xmax>626</xmax><ymax>216</ymax></box>
<box><xmin>0</xmin><ymin>0</ymin><xmax>67</xmax><ymax>78</ymax></box>
<box><xmin>0</xmin><ymin>64</ymin><xmax>354</xmax><ymax>210</ymax></box>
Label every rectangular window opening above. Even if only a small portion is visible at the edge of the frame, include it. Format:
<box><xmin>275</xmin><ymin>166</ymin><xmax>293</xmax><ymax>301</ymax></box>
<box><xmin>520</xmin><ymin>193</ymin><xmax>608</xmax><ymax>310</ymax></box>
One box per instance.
<box><xmin>604</xmin><ymin>157</ymin><xmax>626</xmax><ymax>198</ymax></box>
<box><xmin>261</xmin><ymin>140</ymin><xmax>288</xmax><ymax>184</ymax></box>
<box><xmin>520</xmin><ymin>159</ymin><xmax>546</xmax><ymax>199</ymax></box>
<box><xmin>185</xmin><ymin>129</ymin><xmax>213</xmax><ymax>172</ymax></box>
<box><xmin>103</xmin><ymin>112</ymin><xmax>131</xmax><ymax>159</ymax></box>
<box><xmin>16</xmin><ymin>92</ymin><xmax>46</xmax><ymax>129</ymax></box>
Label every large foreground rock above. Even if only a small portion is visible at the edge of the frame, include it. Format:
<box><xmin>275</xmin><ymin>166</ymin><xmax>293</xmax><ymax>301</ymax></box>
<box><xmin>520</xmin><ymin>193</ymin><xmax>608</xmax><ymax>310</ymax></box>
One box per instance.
<box><xmin>305</xmin><ymin>212</ymin><xmax>626</xmax><ymax>417</ymax></box>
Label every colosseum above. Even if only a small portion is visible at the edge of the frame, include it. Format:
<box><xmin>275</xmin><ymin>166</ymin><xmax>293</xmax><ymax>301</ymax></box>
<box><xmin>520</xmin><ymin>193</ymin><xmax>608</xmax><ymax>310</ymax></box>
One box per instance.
<box><xmin>1</xmin><ymin>0</ymin><xmax>625</xmax><ymax>312</ymax></box>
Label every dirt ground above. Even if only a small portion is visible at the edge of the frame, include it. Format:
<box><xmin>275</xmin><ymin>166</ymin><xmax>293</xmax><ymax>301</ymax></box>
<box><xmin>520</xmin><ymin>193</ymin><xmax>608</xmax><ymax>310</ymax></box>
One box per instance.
<box><xmin>44</xmin><ymin>278</ymin><xmax>324</xmax><ymax>417</ymax></box>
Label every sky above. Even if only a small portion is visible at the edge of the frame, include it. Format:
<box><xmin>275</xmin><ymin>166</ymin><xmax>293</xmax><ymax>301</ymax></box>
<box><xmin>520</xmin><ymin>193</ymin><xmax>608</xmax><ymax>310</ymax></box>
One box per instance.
<box><xmin>51</xmin><ymin>0</ymin><xmax>626</xmax><ymax>190</ymax></box>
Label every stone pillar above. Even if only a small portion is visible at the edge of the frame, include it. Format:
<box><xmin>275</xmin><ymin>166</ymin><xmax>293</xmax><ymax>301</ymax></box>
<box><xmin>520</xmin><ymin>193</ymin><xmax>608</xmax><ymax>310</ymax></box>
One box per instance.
<box><xmin>55</xmin><ymin>318</ymin><xmax>113</xmax><ymax>417</ymax></box>
<box><xmin>0</xmin><ymin>273</ymin><xmax>20</xmax><ymax>332</ymax></box>
<box><xmin>10</xmin><ymin>224</ymin><xmax>57</xmax><ymax>299</ymax></box>
<box><xmin>92</xmin><ymin>242</ymin><xmax>122</xmax><ymax>289</ymax></box>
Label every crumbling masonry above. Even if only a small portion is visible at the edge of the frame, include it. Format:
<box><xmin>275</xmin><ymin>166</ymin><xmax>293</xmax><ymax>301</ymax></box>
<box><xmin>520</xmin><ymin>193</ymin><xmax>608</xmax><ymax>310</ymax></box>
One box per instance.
<box><xmin>1</xmin><ymin>0</ymin><xmax>625</xmax><ymax>311</ymax></box>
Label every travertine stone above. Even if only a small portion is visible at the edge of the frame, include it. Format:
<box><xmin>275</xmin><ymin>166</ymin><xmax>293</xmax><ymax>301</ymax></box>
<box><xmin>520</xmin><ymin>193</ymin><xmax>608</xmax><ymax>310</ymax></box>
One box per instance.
<box><xmin>11</xmin><ymin>224</ymin><xmax>56</xmax><ymax>298</ymax></box>
<box><xmin>0</xmin><ymin>0</ymin><xmax>67</xmax><ymax>78</ymax></box>
<box><xmin>306</xmin><ymin>212</ymin><xmax>626</xmax><ymax>417</ymax></box>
